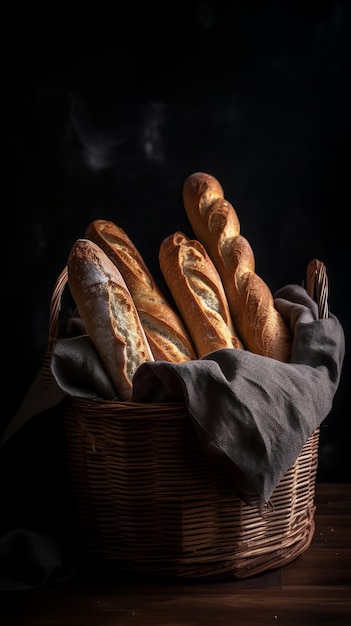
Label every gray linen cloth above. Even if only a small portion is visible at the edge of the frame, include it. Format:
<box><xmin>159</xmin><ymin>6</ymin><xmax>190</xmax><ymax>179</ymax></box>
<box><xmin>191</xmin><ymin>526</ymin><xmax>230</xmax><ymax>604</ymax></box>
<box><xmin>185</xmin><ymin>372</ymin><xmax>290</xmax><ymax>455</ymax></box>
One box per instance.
<box><xmin>1</xmin><ymin>284</ymin><xmax>345</xmax><ymax>504</ymax></box>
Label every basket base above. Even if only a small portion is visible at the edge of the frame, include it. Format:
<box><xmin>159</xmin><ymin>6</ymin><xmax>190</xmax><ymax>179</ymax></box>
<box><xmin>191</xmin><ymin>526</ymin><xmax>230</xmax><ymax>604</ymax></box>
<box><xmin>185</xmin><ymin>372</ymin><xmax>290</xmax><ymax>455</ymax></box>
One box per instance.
<box><xmin>86</xmin><ymin>518</ymin><xmax>315</xmax><ymax>582</ymax></box>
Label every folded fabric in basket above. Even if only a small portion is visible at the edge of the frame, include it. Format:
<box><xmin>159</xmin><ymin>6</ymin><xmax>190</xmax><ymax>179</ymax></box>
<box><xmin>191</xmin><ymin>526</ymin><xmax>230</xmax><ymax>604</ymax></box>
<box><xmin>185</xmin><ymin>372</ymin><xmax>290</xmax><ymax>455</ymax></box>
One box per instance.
<box><xmin>1</xmin><ymin>284</ymin><xmax>345</xmax><ymax>505</ymax></box>
<box><xmin>49</xmin><ymin>283</ymin><xmax>344</xmax><ymax>503</ymax></box>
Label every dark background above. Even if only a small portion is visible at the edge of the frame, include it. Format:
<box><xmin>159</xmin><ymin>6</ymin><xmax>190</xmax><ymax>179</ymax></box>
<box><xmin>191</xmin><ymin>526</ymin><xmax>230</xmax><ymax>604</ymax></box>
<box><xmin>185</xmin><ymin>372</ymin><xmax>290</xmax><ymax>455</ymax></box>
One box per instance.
<box><xmin>4</xmin><ymin>1</ymin><xmax>350</xmax><ymax>484</ymax></box>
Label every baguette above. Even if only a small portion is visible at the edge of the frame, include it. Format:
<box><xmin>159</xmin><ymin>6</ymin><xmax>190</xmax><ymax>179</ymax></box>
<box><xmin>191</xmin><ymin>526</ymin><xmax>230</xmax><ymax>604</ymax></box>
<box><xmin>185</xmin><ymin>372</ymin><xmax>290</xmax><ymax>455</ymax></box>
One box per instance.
<box><xmin>67</xmin><ymin>238</ymin><xmax>154</xmax><ymax>400</ymax></box>
<box><xmin>159</xmin><ymin>231</ymin><xmax>243</xmax><ymax>357</ymax></box>
<box><xmin>85</xmin><ymin>219</ymin><xmax>198</xmax><ymax>362</ymax></box>
<box><xmin>182</xmin><ymin>172</ymin><xmax>292</xmax><ymax>362</ymax></box>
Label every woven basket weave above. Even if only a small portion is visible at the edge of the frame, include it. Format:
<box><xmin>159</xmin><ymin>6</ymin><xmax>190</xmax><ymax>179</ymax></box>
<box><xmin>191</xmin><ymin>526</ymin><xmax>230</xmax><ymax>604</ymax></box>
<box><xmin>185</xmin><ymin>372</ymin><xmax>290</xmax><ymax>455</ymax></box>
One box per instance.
<box><xmin>44</xmin><ymin>260</ymin><xmax>328</xmax><ymax>580</ymax></box>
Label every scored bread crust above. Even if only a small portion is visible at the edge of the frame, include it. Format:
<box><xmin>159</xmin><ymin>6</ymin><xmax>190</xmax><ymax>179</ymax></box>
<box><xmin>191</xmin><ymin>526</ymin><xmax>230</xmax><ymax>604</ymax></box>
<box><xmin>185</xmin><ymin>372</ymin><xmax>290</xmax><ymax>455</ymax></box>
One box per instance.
<box><xmin>85</xmin><ymin>219</ymin><xmax>198</xmax><ymax>362</ymax></box>
<box><xmin>182</xmin><ymin>172</ymin><xmax>292</xmax><ymax>362</ymax></box>
<box><xmin>67</xmin><ymin>238</ymin><xmax>154</xmax><ymax>400</ymax></box>
<box><xmin>159</xmin><ymin>231</ymin><xmax>243</xmax><ymax>357</ymax></box>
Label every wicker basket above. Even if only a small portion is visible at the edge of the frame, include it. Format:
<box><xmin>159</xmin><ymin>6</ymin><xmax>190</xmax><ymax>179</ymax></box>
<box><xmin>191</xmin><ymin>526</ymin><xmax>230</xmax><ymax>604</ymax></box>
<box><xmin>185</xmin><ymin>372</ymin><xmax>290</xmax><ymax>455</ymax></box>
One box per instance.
<box><xmin>44</xmin><ymin>260</ymin><xmax>328</xmax><ymax>580</ymax></box>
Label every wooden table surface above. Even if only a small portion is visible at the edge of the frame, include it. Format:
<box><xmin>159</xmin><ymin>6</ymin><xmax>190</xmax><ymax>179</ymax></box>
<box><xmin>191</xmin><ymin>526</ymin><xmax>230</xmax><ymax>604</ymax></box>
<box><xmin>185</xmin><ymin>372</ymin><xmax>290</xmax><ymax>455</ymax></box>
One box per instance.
<box><xmin>2</xmin><ymin>483</ymin><xmax>350</xmax><ymax>625</ymax></box>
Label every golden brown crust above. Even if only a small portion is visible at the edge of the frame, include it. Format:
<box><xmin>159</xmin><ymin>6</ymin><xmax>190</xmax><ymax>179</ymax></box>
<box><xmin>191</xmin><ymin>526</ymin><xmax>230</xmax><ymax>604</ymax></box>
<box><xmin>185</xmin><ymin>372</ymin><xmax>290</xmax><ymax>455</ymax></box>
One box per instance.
<box><xmin>159</xmin><ymin>231</ymin><xmax>243</xmax><ymax>357</ymax></box>
<box><xmin>67</xmin><ymin>238</ymin><xmax>154</xmax><ymax>400</ymax></box>
<box><xmin>85</xmin><ymin>219</ymin><xmax>198</xmax><ymax>362</ymax></box>
<box><xmin>183</xmin><ymin>172</ymin><xmax>292</xmax><ymax>362</ymax></box>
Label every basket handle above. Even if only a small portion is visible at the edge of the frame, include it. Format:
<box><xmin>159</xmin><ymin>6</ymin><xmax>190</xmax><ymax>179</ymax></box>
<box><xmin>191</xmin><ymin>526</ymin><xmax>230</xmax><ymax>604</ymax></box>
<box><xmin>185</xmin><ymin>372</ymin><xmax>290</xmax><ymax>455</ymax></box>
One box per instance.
<box><xmin>47</xmin><ymin>265</ymin><xmax>69</xmax><ymax>352</ymax></box>
<box><xmin>305</xmin><ymin>258</ymin><xmax>329</xmax><ymax>320</ymax></box>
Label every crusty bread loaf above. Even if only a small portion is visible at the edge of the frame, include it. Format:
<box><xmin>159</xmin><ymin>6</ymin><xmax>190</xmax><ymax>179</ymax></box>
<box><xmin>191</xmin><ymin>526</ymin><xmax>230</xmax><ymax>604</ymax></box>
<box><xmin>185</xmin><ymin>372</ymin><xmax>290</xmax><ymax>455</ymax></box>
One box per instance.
<box><xmin>159</xmin><ymin>231</ymin><xmax>243</xmax><ymax>357</ymax></box>
<box><xmin>85</xmin><ymin>219</ymin><xmax>198</xmax><ymax>362</ymax></box>
<box><xmin>182</xmin><ymin>172</ymin><xmax>292</xmax><ymax>362</ymax></box>
<box><xmin>67</xmin><ymin>238</ymin><xmax>154</xmax><ymax>400</ymax></box>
